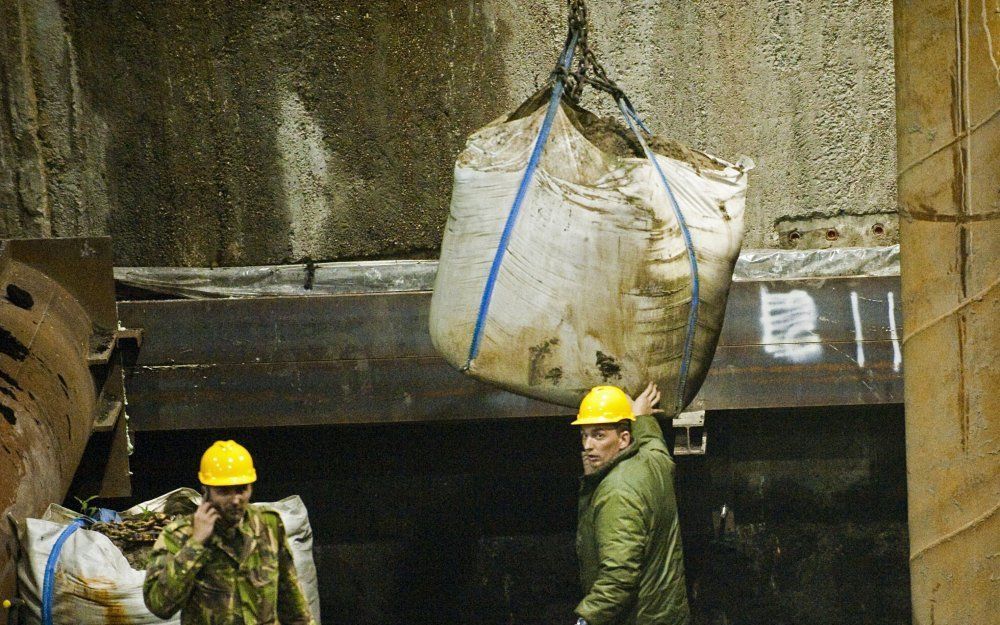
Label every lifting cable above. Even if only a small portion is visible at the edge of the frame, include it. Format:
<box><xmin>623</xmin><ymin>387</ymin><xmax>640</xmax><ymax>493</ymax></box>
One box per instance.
<box><xmin>465</xmin><ymin>0</ymin><xmax>701</xmax><ymax>413</ymax></box>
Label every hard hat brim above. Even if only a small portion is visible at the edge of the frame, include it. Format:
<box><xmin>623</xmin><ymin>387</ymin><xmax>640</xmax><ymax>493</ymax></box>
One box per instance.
<box><xmin>571</xmin><ymin>414</ymin><xmax>637</xmax><ymax>426</ymax></box>
<box><xmin>198</xmin><ymin>470</ymin><xmax>257</xmax><ymax>486</ymax></box>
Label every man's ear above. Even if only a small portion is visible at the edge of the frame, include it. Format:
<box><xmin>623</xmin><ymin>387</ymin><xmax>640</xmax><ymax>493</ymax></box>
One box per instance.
<box><xmin>619</xmin><ymin>430</ymin><xmax>632</xmax><ymax>449</ymax></box>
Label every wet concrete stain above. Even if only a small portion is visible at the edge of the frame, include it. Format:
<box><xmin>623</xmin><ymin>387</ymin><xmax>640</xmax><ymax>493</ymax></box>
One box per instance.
<box><xmin>5</xmin><ymin>284</ymin><xmax>33</xmax><ymax>310</ymax></box>
<box><xmin>595</xmin><ymin>351</ymin><xmax>622</xmax><ymax>381</ymax></box>
<box><xmin>0</xmin><ymin>327</ymin><xmax>28</xmax><ymax>361</ymax></box>
<box><xmin>58</xmin><ymin>0</ymin><xmax>513</xmax><ymax>266</ymax></box>
<box><xmin>2</xmin><ymin>0</ymin><xmax>898</xmax><ymax>263</ymax></box>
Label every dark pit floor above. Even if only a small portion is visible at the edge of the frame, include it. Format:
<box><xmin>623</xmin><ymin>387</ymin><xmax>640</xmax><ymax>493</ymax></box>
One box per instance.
<box><xmin>85</xmin><ymin>405</ymin><xmax>910</xmax><ymax>625</ymax></box>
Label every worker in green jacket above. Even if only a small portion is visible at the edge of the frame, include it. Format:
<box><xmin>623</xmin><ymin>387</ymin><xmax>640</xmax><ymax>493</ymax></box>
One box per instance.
<box><xmin>573</xmin><ymin>383</ymin><xmax>691</xmax><ymax>625</ymax></box>
<box><xmin>143</xmin><ymin>440</ymin><xmax>315</xmax><ymax>625</ymax></box>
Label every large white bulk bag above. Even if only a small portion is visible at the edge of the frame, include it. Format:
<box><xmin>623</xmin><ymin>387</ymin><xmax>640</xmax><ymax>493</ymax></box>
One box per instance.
<box><xmin>430</xmin><ymin>96</ymin><xmax>751</xmax><ymax>410</ymax></box>
<box><xmin>15</xmin><ymin>489</ymin><xmax>321</xmax><ymax>624</ymax></box>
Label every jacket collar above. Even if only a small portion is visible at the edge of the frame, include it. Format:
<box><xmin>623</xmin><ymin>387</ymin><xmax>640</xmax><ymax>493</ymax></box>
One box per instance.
<box><xmin>208</xmin><ymin>508</ymin><xmax>258</xmax><ymax>564</ymax></box>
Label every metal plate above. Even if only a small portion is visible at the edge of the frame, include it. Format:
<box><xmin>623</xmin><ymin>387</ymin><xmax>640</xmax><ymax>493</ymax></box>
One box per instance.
<box><xmin>121</xmin><ymin>275</ymin><xmax>903</xmax><ymax>431</ymax></box>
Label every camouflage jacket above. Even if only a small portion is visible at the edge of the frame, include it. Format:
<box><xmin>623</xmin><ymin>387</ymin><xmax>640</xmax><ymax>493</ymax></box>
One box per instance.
<box><xmin>143</xmin><ymin>507</ymin><xmax>315</xmax><ymax>625</ymax></box>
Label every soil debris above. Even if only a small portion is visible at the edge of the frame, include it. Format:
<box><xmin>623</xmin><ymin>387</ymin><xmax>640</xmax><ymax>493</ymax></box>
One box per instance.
<box><xmin>89</xmin><ymin>513</ymin><xmax>172</xmax><ymax>569</ymax></box>
<box><xmin>88</xmin><ymin>494</ymin><xmax>198</xmax><ymax>569</ymax></box>
<box><xmin>507</xmin><ymin>88</ymin><xmax>725</xmax><ymax>171</ymax></box>
<box><xmin>595</xmin><ymin>351</ymin><xmax>622</xmax><ymax>381</ymax></box>
<box><xmin>528</xmin><ymin>338</ymin><xmax>560</xmax><ymax>386</ymax></box>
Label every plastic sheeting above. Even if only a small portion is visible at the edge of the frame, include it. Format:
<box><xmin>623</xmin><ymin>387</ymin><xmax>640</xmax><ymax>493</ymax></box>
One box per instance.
<box><xmin>15</xmin><ymin>489</ymin><xmax>320</xmax><ymax>625</ymax></box>
<box><xmin>115</xmin><ymin>260</ymin><xmax>438</xmax><ymax>299</ymax></box>
<box><xmin>114</xmin><ymin>245</ymin><xmax>899</xmax><ymax>299</ymax></box>
<box><xmin>733</xmin><ymin>245</ymin><xmax>900</xmax><ymax>281</ymax></box>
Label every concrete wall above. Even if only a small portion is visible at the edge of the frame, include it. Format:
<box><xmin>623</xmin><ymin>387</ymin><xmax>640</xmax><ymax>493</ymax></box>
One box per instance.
<box><xmin>1</xmin><ymin>0</ymin><xmax>896</xmax><ymax>266</ymax></box>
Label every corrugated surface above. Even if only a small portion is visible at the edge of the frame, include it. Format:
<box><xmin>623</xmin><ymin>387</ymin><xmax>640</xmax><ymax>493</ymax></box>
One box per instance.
<box><xmin>894</xmin><ymin>1</ymin><xmax>1000</xmax><ymax>622</ymax></box>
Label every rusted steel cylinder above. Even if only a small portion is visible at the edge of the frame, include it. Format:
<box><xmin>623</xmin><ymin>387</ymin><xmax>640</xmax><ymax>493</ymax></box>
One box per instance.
<box><xmin>0</xmin><ymin>254</ymin><xmax>98</xmax><ymax>614</ymax></box>
<box><xmin>894</xmin><ymin>1</ymin><xmax>1000</xmax><ymax>623</ymax></box>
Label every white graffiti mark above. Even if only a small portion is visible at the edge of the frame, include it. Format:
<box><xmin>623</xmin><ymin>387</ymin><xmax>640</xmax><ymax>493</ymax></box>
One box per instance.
<box><xmin>850</xmin><ymin>291</ymin><xmax>865</xmax><ymax>368</ymax></box>
<box><xmin>888</xmin><ymin>291</ymin><xmax>902</xmax><ymax>372</ymax></box>
<box><xmin>759</xmin><ymin>286</ymin><xmax>822</xmax><ymax>362</ymax></box>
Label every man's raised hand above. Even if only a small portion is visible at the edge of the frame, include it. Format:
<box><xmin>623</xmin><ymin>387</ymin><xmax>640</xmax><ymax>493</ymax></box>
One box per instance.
<box><xmin>630</xmin><ymin>382</ymin><xmax>661</xmax><ymax>416</ymax></box>
<box><xmin>191</xmin><ymin>501</ymin><xmax>219</xmax><ymax>544</ymax></box>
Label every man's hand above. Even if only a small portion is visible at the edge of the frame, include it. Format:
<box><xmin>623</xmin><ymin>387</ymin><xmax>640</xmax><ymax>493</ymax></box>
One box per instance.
<box><xmin>191</xmin><ymin>501</ymin><xmax>219</xmax><ymax>544</ymax></box>
<box><xmin>630</xmin><ymin>382</ymin><xmax>661</xmax><ymax>416</ymax></box>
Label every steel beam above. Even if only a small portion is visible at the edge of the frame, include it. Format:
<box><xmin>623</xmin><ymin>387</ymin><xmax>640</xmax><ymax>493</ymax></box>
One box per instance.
<box><xmin>120</xmin><ymin>275</ymin><xmax>903</xmax><ymax>431</ymax></box>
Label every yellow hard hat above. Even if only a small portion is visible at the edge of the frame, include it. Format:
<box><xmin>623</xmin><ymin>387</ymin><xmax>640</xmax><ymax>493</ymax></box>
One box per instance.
<box><xmin>198</xmin><ymin>440</ymin><xmax>257</xmax><ymax>486</ymax></box>
<box><xmin>571</xmin><ymin>386</ymin><xmax>636</xmax><ymax>425</ymax></box>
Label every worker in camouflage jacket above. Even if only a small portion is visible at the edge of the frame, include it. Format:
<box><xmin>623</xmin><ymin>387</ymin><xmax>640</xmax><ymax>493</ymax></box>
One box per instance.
<box><xmin>573</xmin><ymin>384</ymin><xmax>691</xmax><ymax>625</ymax></box>
<box><xmin>143</xmin><ymin>440</ymin><xmax>315</xmax><ymax>625</ymax></box>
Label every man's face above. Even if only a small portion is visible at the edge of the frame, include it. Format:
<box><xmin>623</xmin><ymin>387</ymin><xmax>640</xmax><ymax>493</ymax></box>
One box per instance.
<box><xmin>580</xmin><ymin>425</ymin><xmax>632</xmax><ymax>475</ymax></box>
<box><xmin>205</xmin><ymin>483</ymin><xmax>253</xmax><ymax>526</ymax></box>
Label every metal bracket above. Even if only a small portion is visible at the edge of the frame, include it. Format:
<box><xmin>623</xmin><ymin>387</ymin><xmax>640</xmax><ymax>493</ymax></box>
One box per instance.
<box><xmin>672</xmin><ymin>410</ymin><xmax>707</xmax><ymax>455</ymax></box>
<box><xmin>92</xmin><ymin>399</ymin><xmax>124</xmax><ymax>432</ymax></box>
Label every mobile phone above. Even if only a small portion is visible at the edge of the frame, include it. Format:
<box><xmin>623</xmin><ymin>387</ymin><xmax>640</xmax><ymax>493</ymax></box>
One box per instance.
<box><xmin>200</xmin><ymin>487</ymin><xmax>215</xmax><ymax>509</ymax></box>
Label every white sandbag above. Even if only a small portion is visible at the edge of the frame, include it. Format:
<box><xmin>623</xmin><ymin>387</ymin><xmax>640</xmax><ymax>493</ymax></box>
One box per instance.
<box><xmin>430</xmin><ymin>98</ymin><xmax>751</xmax><ymax>409</ymax></box>
<box><xmin>15</xmin><ymin>488</ymin><xmax>320</xmax><ymax>624</ymax></box>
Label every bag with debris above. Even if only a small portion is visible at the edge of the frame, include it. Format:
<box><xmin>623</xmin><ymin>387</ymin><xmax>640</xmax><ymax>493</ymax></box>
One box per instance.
<box><xmin>429</xmin><ymin>1</ymin><xmax>752</xmax><ymax>411</ymax></box>
<box><xmin>14</xmin><ymin>488</ymin><xmax>321</xmax><ymax>624</ymax></box>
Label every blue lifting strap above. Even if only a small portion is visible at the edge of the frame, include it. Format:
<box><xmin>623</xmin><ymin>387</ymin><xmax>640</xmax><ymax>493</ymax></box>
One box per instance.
<box><xmin>464</xmin><ymin>33</ymin><xmax>579</xmax><ymax>369</ymax></box>
<box><xmin>42</xmin><ymin>517</ymin><xmax>90</xmax><ymax>625</ymax></box>
<box><xmin>617</xmin><ymin>99</ymin><xmax>701</xmax><ymax>413</ymax></box>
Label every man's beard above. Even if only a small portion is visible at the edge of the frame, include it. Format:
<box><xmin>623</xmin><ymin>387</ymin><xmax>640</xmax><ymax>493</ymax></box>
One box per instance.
<box><xmin>216</xmin><ymin>506</ymin><xmax>246</xmax><ymax>527</ymax></box>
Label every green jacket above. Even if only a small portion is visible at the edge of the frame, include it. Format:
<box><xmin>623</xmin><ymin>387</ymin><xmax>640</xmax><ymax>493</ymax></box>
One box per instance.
<box><xmin>576</xmin><ymin>415</ymin><xmax>691</xmax><ymax>625</ymax></box>
<box><xmin>144</xmin><ymin>507</ymin><xmax>315</xmax><ymax>625</ymax></box>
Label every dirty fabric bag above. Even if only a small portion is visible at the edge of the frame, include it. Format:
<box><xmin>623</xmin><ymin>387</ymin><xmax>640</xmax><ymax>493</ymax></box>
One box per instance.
<box><xmin>15</xmin><ymin>488</ymin><xmax>321</xmax><ymax>624</ymax></box>
<box><xmin>430</xmin><ymin>96</ymin><xmax>751</xmax><ymax>409</ymax></box>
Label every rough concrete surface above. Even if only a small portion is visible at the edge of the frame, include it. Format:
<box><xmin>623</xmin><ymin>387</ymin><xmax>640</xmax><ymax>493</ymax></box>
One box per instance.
<box><xmin>0</xmin><ymin>0</ymin><xmax>110</xmax><ymax>239</ymax></box>
<box><xmin>2</xmin><ymin>0</ymin><xmax>896</xmax><ymax>265</ymax></box>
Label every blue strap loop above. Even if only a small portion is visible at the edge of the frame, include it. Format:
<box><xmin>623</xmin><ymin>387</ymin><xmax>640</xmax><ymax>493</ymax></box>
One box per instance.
<box><xmin>617</xmin><ymin>99</ymin><xmax>701</xmax><ymax>413</ymax></box>
<box><xmin>464</xmin><ymin>33</ymin><xmax>579</xmax><ymax>369</ymax></box>
<box><xmin>42</xmin><ymin>517</ymin><xmax>90</xmax><ymax>625</ymax></box>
